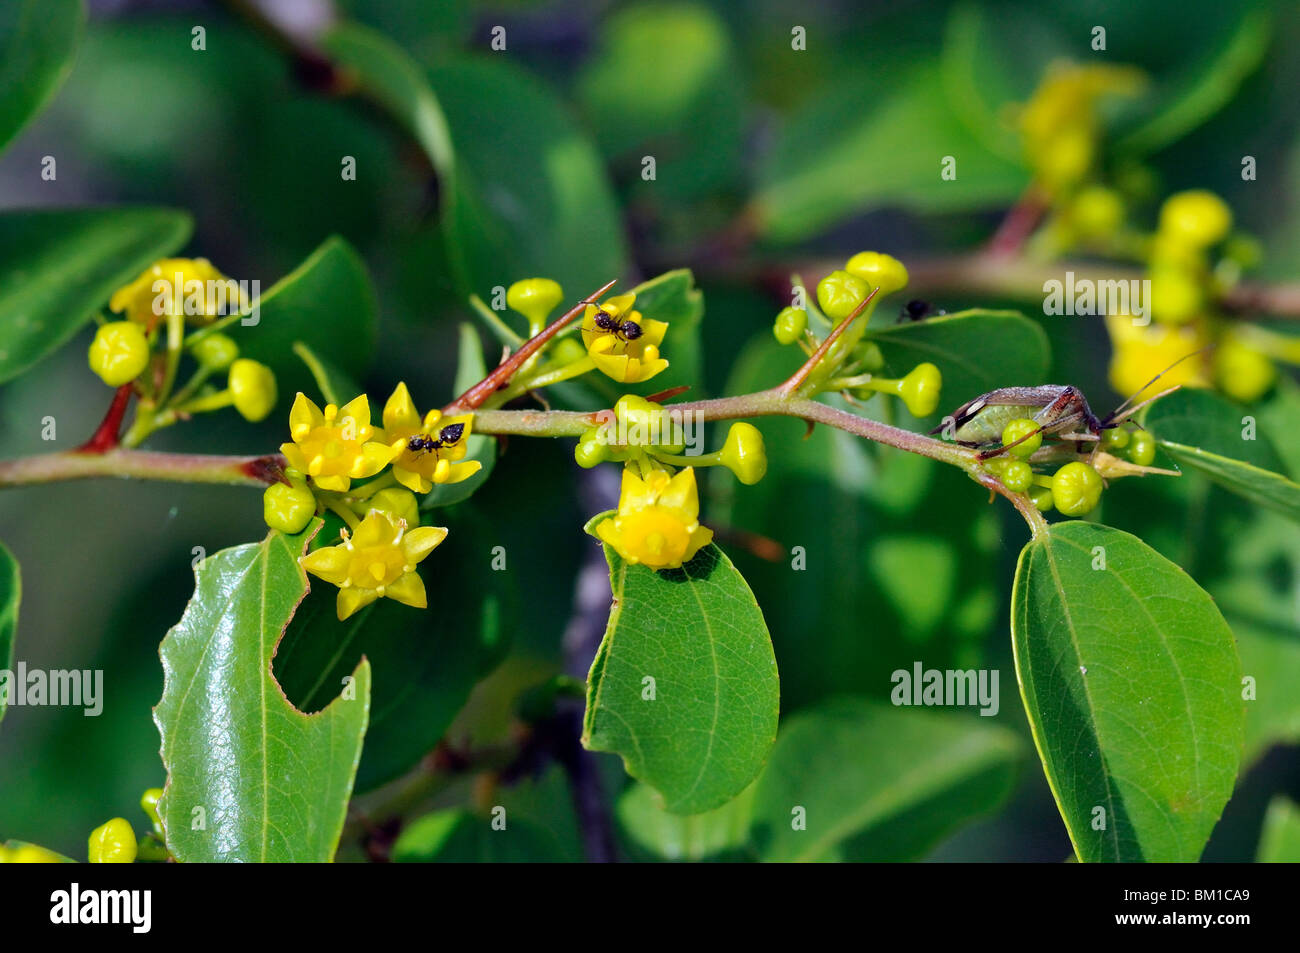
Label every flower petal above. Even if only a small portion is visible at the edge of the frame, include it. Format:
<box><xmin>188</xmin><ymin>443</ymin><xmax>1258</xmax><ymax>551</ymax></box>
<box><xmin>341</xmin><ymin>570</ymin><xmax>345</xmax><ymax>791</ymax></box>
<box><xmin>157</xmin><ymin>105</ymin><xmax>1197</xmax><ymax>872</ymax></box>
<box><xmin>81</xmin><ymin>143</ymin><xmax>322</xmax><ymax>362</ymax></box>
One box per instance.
<box><xmin>339</xmin><ymin>393</ymin><xmax>372</xmax><ymax>431</ymax></box>
<box><xmin>314</xmin><ymin>474</ymin><xmax>350</xmax><ymax>492</ymax></box>
<box><xmin>300</xmin><ymin>546</ymin><xmax>350</xmax><ymax>586</ymax></box>
<box><xmin>393</xmin><ymin>466</ymin><xmax>432</xmax><ymax>495</ymax></box>
<box><xmin>442</xmin><ymin>461</ymin><xmax>482</xmax><ymax>485</ymax></box>
<box><xmin>352</xmin><ymin>510</ymin><xmax>397</xmax><ymax>549</ymax></box>
<box><xmin>337</xmin><ymin>586</ymin><xmax>380</xmax><ymax>621</ymax></box>
<box><xmin>383</xmin><ymin>382</ymin><xmax>421</xmax><ymax>432</ymax></box>
<box><xmin>289</xmin><ymin>392</ymin><xmax>324</xmax><ymax>440</ymax></box>
<box><xmin>352</xmin><ymin>440</ymin><xmax>401</xmax><ymax>478</ymax></box>
<box><xmin>385</xmin><ymin>571</ymin><xmax>427</xmax><ymax>609</ymax></box>
<box><xmin>640</xmin><ymin>318</ymin><xmax>669</xmax><ymax>347</ymax></box>
<box><xmin>402</xmin><ymin>526</ymin><xmax>449</xmax><ymax>564</ymax></box>
<box><xmin>591</xmin><ymin>351</ymin><xmax>633</xmax><ymax>381</ymax></box>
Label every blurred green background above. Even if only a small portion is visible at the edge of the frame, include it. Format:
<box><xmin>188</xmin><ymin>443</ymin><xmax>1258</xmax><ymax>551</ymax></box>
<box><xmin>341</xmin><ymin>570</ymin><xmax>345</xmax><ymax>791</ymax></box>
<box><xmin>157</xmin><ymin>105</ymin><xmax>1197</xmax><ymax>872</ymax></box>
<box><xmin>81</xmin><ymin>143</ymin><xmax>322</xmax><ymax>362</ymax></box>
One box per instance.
<box><xmin>2</xmin><ymin>0</ymin><xmax>1299</xmax><ymax>861</ymax></box>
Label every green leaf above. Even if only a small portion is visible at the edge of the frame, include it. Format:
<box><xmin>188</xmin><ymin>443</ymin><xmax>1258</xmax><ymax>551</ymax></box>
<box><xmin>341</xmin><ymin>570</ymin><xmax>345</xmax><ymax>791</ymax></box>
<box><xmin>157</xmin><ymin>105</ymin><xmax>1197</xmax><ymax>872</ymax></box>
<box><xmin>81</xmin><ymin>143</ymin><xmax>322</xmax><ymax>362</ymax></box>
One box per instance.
<box><xmin>274</xmin><ymin>506</ymin><xmax>510</xmax><ymax>792</ymax></box>
<box><xmin>617</xmin><ymin>780</ymin><xmax>757</xmax><ymax>862</ymax></box>
<box><xmin>582</xmin><ymin>524</ymin><xmax>779</xmax><ymax>814</ymax></box>
<box><xmin>422</xmin><ymin>324</ymin><xmax>496</xmax><ymax>509</ymax></box>
<box><xmin>577</xmin><ymin>3</ymin><xmax>745</xmax><ymax>199</ymax></box>
<box><xmin>320</xmin><ymin>21</ymin><xmax>453</xmax><ymax>180</ymax></box>
<box><xmin>392</xmin><ymin>808</ymin><xmax>570</xmax><ymax>862</ymax></box>
<box><xmin>292</xmin><ymin>341</ymin><xmax>361</xmax><ymax>408</ymax></box>
<box><xmin>428</xmin><ymin>56</ymin><xmax>629</xmax><ymax>297</ymax></box>
<box><xmin>1258</xmin><ymin>797</ymin><xmax>1300</xmax><ymax>862</ymax></box>
<box><xmin>865</xmin><ymin>308</ymin><xmax>1052</xmax><ymax>423</ymax></box>
<box><xmin>239</xmin><ymin>236</ymin><xmax>378</xmax><ymax>405</ymax></box>
<box><xmin>0</xmin><ymin>207</ymin><xmax>193</xmax><ymax>384</ymax></box>
<box><xmin>1144</xmin><ymin>388</ymin><xmax>1300</xmax><ymax>522</ymax></box>
<box><xmin>0</xmin><ymin>0</ymin><xmax>83</xmax><ymax>154</ymax></box>
<box><xmin>751</xmin><ymin>699</ymin><xmax>1022</xmax><ymax>862</ymax></box>
<box><xmin>1115</xmin><ymin>9</ymin><xmax>1271</xmax><ymax>156</ymax></box>
<box><xmin>0</xmin><ymin>541</ymin><xmax>18</xmax><ymax>725</ymax></box>
<box><xmin>154</xmin><ymin>524</ymin><xmax>371</xmax><ymax>862</ymax></box>
<box><xmin>753</xmin><ymin>64</ymin><xmax>1027</xmax><ymax>243</ymax></box>
<box><xmin>1012</xmin><ymin>521</ymin><xmax>1244</xmax><ymax>862</ymax></box>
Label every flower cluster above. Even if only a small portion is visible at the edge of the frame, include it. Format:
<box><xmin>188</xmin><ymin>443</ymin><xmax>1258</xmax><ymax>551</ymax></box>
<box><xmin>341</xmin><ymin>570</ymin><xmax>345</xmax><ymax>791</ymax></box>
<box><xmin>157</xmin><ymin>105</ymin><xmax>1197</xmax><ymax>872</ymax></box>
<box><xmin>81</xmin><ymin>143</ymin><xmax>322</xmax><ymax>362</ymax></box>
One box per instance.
<box><xmin>1011</xmin><ymin>63</ymin><xmax>1291</xmax><ymax>408</ymax></box>
<box><xmin>769</xmin><ymin>250</ymin><xmax>943</xmax><ymax>416</ymax></box>
<box><xmin>269</xmin><ymin>385</ymin><xmax>483</xmax><ymax>620</ymax></box>
<box><xmin>91</xmin><ymin>257</ymin><xmax>277</xmax><ymax>445</ymax></box>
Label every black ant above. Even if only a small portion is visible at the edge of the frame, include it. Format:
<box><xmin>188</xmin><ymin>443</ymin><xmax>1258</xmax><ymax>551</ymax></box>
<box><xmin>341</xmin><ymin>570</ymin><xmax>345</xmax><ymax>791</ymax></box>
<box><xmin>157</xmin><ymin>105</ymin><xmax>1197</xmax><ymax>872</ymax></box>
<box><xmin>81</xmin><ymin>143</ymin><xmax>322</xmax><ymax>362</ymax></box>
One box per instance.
<box><xmin>898</xmin><ymin>299</ymin><xmax>945</xmax><ymax>323</ymax></box>
<box><xmin>592</xmin><ymin>310</ymin><xmax>644</xmax><ymax>342</ymax></box>
<box><xmin>406</xmin><ymin>423</ymin><xmax>467</xmax><ymax>456</ymax></box>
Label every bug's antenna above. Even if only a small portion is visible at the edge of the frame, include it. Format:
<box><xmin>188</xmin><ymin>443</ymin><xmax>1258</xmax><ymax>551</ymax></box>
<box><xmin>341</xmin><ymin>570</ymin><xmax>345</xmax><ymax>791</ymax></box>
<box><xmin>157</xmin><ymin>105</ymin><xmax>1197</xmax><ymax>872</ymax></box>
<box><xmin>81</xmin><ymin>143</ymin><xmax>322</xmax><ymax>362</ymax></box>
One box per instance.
<box><xmin>1102</xmin><ymin>348</ymin><xmax>1207</xmax><ymax>426</ymax></box>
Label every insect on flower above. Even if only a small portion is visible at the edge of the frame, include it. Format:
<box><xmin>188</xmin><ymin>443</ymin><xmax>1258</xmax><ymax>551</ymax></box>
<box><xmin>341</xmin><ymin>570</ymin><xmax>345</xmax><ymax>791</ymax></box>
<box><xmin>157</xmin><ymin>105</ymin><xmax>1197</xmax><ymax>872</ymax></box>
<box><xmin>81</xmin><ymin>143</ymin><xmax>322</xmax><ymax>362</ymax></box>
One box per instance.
<box><xmin>934</xmin><ymin>352</ymin><xmax>1200</xmax><ymax>460</ymax></box>
<box><xmin>592</xmin><ymin>310</ymin><xmax>644</xmax><ymax>342</ymax></box>
<box><xmin>406</xmin><ymin>423</ymin><xmax>468</xmax><ymax>456</ymax></box>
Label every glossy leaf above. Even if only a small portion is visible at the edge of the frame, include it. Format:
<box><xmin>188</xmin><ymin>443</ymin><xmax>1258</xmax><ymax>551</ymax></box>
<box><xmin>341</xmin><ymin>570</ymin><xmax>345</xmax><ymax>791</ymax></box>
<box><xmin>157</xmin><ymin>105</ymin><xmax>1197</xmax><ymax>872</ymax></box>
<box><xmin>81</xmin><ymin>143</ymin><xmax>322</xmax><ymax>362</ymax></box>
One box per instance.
<box><xmin>751</xmin><ymin>699</ymin><xmax>1022</xmax><ymax>862</ymax></box>
<box><xmin>155</xmin><ymin>525</ymin><xmax>371</xmax><ymax>862</ymax></box>
<box><xmin>1144</xmin><ymin>388</ymin><xmax>1300</xmax><ymax>521</ymax></box>
<box><xmin>238</xmin><ymin>236</ymin><xmax>378</xmax><ymax>404</ymax></box>
<box><xmin>0</xmin><ymin>207</ymin><xmax>192</xmax><ymax>383</ymax></box>
<box><xmin>1258</xmin><ymin>797</ymin><xmax>1300</xmax><ymax>862</ymax></box>
<box><xmin>753</xmin><ymin>64</ymin><xmax>1026</xmax><ymax>243</ymax></box>
<box><xmin>583</xmin><ymin>522</ymin><xmax>779</xmax><ymax>815</ymax></box>
<box><xmin>0</xmin><ymin>0</ymin><xmax>83</xmax><ymax>154</ymax></box>
<box><xmin>1012</xmin><ymin>521</ymin><xmax>1244</xmax><ymax>862</ymax></box>
<box><xmin>321</xmin><ymin>21</ymin><xmax>454</xmax><ymax>179</ymax></box>
<box><xmin>422</xmin><ymin>324</ymin><xmax>496</xmax><ymax>509</ymax></box>
<box><xmin>617</xmin><ymin>780</ymin><xmax>757</xmax><ymax>862</ymax></box>
<box><xmin>292</xmin><ymin>341</ymin><xmax>362</xmax><ymax>408</ymax></box>
<box><xmin>1116</xmin><ymin>9</ymin><xmax>1271</xmax><ymax>156</ymax></box>
<box><xmin>866</xmin><ymin>309</ymin><xmax>1051</xmax><ymax>423</ymax></box>
<box><xmin>428</xmin><ymin>56</ymin><xmax>629</xmax><ymax>297</ymax></box>
<box><xmin>0</xmin><ymin>541</ymin><xmax>18</xmax><ymax>725</ymax></box>
<box><xmin>274</xmin><ymin>506</ymin><xmax>510</xmax><ymax>792</ymax></box>
<box><xmin>392</xmin><ymin>808</ymin><xmax>570</xmax><ymax>862</ymax></box>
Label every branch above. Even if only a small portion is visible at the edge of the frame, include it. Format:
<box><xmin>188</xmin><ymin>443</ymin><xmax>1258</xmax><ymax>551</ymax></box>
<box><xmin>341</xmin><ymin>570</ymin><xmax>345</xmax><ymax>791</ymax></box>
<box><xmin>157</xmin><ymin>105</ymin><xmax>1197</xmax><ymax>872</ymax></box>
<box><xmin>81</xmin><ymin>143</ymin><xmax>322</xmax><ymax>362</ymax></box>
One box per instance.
<box><xmin>0</xmin><ymin>450</ymin><xmax>285</xmax><ymax>488</ymax></box>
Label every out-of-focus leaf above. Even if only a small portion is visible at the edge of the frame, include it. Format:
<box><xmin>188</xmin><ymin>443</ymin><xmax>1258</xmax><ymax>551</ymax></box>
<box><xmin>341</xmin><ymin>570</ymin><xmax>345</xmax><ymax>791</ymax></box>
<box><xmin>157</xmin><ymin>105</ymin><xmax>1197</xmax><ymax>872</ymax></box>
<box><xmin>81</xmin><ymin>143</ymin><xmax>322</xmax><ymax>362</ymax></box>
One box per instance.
<box><xmin>1145</xmin><ymin>388</ymin><xmax>1300</xmax><ymax>522</ymax></box>
<box><xmin>0</xmin><ymin>0</ymin><xmax>83</xmax><ymax>153</ymax></box>
<box><xmin>428</xmin><ymin>56</ymin><xmax>629</xmax><ymax>297</ymax></box>
<box><xmin>292</xmin><ymin>341</ymin><xmax>362</xmax><ymax>407</ymax></box>
<box><xmin>577</xmin><ymin>3</ymin><xmax>744</xmax><ymax>198</ymax></box>
<box><xmin>423</xmin><ymin>324</ymin><xmax>495</xmax><ymax>509</ymax></box>
<box><xmin>239</xmin><ymin>236</ymin><xmax>378</xmax><ymax>405</ymax></box>
<box><xmin>275</xmin><ymin>505</ymin><xmax>510</xmax><ymax>792</ymax></box>
<box><xmin>392</xmin><ymin>808</ymin><xmax>570</xmax><ymax>862</ymax></box>
<box><xmin>0</xmin><ymin>541</ymin><xmax>17</xmax><ymax>725</ymax></box>
<box><xmin>1013</xmin><ymin>521</ymin><xmax>1244</xmax><ymax>862</ymax></box>
<box><xmin>1258</xmin><ymin>797</ymin><xmax>1300</xmax><ymax>862</ymax></box>
<box><xmin>866</xmin><ymin>308</ymin><xmax>1052</xmax><ymax>424</ymax></box>
<box><xmin>0</xmin><ymin>207</ymin><xmax>192</xmax><ymax>384</ymax></box>
<box><xmin>321</xmin><ymin>21</ymin><xmax>454</xmax><ymax>180</ymax></box>
<box><xmin>753</xmin><ymin>64</ymin><xmax>1027</xmax><ymax>243</ymax></box>
<box><xmin>583</xmin><ymin>521</ymin><xmax>779</xmax><ymax>815</ymax></box>
<box><xmin>617</xmin><ymin>780</ymin><xmax>756</xmax><ymax>862</ymax></box>
<box><xmin>751</xmin><ymin>699</ymin><xmax>1023</xmax><ymax>862</ymax></box>
<box><xmin>155</xmin><ymin>524</ymin><xmax>370</xmax><ymax>862</ymax></box>
<box><xmin>1116</xmin><ymin>9</ymin><xmax>1270</xmax><ymax>156</ymax></box>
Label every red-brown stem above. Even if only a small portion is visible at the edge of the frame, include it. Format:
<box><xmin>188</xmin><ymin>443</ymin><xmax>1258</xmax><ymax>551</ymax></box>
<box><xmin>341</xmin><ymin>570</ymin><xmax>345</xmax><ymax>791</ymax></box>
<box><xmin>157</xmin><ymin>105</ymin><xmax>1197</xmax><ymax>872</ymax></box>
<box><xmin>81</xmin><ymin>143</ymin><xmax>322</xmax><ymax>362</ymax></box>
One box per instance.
<box><xmin>987</xmin><ymin>184</ymin><xmax>1049</xmax><ymax>257</ymax></box>
<box><xmin>776</xmin><ymin>285</ymin><xmax>880</xmax><ymax>396</ymax></box>
<box><xmin>445</xmin><ymin>278</ymin><xmax>619</xmax><ymax>413</ymax></box>
<box><xmin>77</xmin><ymin>385</ymin><xmax>134</xmax><ymax>453</ymax></box>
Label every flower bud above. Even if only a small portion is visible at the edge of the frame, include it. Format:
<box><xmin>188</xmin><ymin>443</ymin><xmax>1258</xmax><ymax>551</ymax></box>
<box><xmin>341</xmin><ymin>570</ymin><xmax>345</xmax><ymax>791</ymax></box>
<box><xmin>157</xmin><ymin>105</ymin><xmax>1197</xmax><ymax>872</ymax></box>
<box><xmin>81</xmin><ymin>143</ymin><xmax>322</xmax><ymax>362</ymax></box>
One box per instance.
<box><xmin>896</xmin><ymin>362</ymin><xmax>942</xmax><ymax>417</ymax></box>
<box><xmin>816</xmin><ymin>270</ymin><xmax>868</xmax><ymax>320</ymax></box>
<box><xmin>189</xmin><ymin>331</ymin><xmax>239</xmax><ymax>370</ymax></box>
<box><xmin>772</xmin><ymin>306</ymin><xmax>807</xmax><ymax>345</ymax></box>
<box><xmin>717</xmin><ymin>422</ymin><xmax>767</xmax><ymax>485</ymax></box>
<box><xmin>364</xmin><ymin>488</ymin><xmax>421</xmax><ymax>528</ymax></box>
<box><xmin>88</xmin><ymin>818</ymin><xmax>137</xmax><ymax>864</ymax></box>
<box><xmin>845</xmin><ymin>251</ymin><xmax>909</xmax><ymax>296</ymax></box>
<box><xmin>1001</xmin><ymin>418</ymin><xmax>1043</xmax><ymax>458</ymax></box>
<box><xmin>1051</xmin><ymin>462</ymin><xmax>1103</xmax><ymax>516</ymax></box>
<box><xmin>88</xmin><ymin>321</ymin><xmax>150</xmax><ymax>387</ymax></box>
<box><xmin>264</xmin><ymin>481</ymin><xmax>316</xmax><ymax>534</ymax></box>
<box><xmin>229</xmin><ymin>358</ymin><xmax>277</xmax><ymax>421</ymax></box>
<box><xmin>507</xmin><ymin>278</ymin><xmax>564</xmax><ymax>331</ymax></box>
<box><xmin>1159</xmin><ymin>190</ymin><xmax>1232</xmax><ymax>249</ymax></box>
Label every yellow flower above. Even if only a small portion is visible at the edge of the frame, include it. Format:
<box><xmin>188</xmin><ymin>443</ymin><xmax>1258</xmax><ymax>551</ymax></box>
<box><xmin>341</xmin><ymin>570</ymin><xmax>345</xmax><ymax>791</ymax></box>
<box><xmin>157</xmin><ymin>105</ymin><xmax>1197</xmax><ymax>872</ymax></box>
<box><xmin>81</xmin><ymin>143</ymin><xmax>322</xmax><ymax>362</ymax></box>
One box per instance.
<box><xmin>109</xmin><ymin>257</ymin><xmax>233</xmax><ymax>326</ymax></box>
<box><xmin>300</xmin><ymin>509</ymin><xmax>447</xmax><ymax>620</ymax></box>
<box><xmin>280</xmin><ymin>392</ymin><xmax>399</xmax><ymax>493</ymax></box>
<box><xmin>1016</xmin><ymin>63</ymin><xmax>1144</xmax><ymax>193</ymax></box>
<box><xmin>381</xmin><ymin>382</ymin><xmax>482</xmax><ymax>494</ymax></box>
<box><xmin>580</xmin><ymin>294</ymin><xmax>669</xmax><ymax>383</ymax></box>
<box><xmin>596</xmin><ymin>466</ymin><xmax>713</xmax><ymax>570</ymax></box>
<box><xmin>1105</xmin><ymin>313</ymin><xmax>1209</xmax><ymax>397</ymax></box>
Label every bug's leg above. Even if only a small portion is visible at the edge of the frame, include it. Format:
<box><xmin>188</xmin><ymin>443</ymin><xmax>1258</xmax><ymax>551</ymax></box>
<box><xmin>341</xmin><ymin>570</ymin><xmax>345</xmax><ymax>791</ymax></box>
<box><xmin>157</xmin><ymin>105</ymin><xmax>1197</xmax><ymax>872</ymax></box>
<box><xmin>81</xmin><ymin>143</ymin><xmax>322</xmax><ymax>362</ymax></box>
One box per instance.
<box><xmin>1106</xmin><ymin>385</ymin><xmax>1182</xmax><ymax>427</ymax></box>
